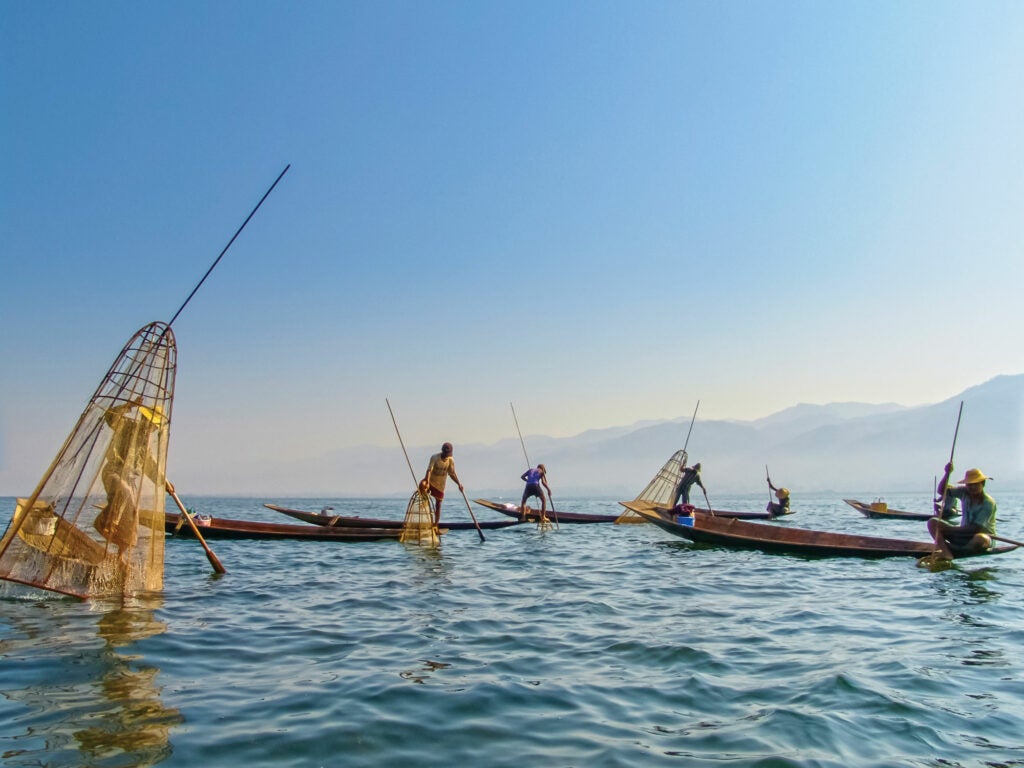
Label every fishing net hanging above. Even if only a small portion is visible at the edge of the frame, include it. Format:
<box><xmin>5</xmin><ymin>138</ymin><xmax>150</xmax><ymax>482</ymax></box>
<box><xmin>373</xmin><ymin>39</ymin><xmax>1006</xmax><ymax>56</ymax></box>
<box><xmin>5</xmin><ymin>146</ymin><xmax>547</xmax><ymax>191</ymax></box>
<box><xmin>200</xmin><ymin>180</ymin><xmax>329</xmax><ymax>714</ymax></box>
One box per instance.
<box><xmin>399</xmin><ymin>489</ymin><xmax>440</xmax><ymax>547</ymax></box>
<box><xmin>0</xmin><ymin>322</ymin><xmax>176</xmax><ymax>599</ymax></box>
<box><xmin>614</xmin><ymin>449</ymin><xmax>687</xmax><ymax>524</ymax></box>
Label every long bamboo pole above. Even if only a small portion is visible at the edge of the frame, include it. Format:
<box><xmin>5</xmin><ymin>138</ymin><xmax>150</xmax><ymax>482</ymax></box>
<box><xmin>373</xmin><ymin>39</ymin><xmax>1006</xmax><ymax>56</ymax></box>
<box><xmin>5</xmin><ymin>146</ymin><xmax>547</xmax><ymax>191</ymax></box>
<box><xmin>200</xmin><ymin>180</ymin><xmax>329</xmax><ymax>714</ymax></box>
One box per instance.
<box><xmin>168</xmin><ymin>165</ymin><xmax>290</xmax><ymax>328</ymax></box>
<box><xmin>682</xmin><ymin>400</ymin><xmax>700</xmax><ymax>455</ymax></box>
<box><xmin>510</xmin><ymin>402</ymin><xmax>558</xmax><ymax>529</ymax></box>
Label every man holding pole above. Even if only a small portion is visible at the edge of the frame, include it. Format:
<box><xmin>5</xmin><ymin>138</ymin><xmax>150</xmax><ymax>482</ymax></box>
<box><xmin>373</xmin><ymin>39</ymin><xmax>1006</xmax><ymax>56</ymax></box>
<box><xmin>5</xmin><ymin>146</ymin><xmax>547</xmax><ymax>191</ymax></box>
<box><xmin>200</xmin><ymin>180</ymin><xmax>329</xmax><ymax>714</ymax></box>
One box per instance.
<box><xmin>673</xmin><ymin>461</ymin><xmax>705</xmax><ymax>506</ymax></box>
<box><xmin>519</xmin><ymin>464</ymin><xmax>552</xmax><ymax>523</ymax></box>
<box><xmin>422</xmin><ymin>442</ymin><xmax>464</xmax><ymax>526</ymax></box>
<box><xmin>927</xmin><ymin>462</ymin><xmax>997</xmax><ymax>560</ymax></box>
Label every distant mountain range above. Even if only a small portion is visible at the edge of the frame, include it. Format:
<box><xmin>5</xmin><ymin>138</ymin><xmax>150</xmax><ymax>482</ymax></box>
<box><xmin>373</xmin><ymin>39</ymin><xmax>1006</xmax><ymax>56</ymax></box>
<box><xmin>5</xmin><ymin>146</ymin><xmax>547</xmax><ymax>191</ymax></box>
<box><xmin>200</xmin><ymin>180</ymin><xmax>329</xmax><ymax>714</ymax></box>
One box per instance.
<box><xmin>180</xmin><ymin>373</ymin><xmax>1023</xmax><ymax>498</ymax></box>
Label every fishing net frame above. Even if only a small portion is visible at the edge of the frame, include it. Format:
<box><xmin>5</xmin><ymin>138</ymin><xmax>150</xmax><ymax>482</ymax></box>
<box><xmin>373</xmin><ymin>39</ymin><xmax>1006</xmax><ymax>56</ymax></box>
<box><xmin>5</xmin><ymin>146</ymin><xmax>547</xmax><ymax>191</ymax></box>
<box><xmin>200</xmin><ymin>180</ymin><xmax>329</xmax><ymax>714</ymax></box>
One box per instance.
<box><xmin>614</xmin><ymin>449</ymin><xmax>687</xmax><ymax>524</ymax></box>
<box><xmin>0</xmin><ymin>322</ymin><xmax>176</xmax><ymax>599</ymax></box>
<box><xmin>399</xmin><ymin>489</ymin><xmax>441</xmax><ymax>547</ymax></box>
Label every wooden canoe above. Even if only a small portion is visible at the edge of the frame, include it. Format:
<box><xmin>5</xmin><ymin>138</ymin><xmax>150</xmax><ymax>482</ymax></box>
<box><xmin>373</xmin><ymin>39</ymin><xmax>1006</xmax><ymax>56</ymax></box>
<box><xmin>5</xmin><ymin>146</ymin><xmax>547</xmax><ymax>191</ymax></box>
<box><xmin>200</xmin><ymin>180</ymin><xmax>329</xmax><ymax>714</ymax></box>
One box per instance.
<box><xmin>620</xmin><ymin>502</ymin><xmax>1018</xmax><ymax>560</ymax></box>
<box><xmin>621</xmin><ymin>499</ymin><xmax>790</xmax><ymax>521</ymax></box>
<box><xmin>165</xmin><ymin>512</ymin><xmax>409</xmax><ymax>541</ymax></box>
<box><xmin>264</xmin><ymin>503</ymin><xmax>524</xmax><ymax>531</ymax></box>
<box><xmin>843</xmin><ymin>499</ymin><xmax>956</xmax><ymax>522</ymax></box>
<box><xmin>472</xmin><ymin>498</ymin><xmax>788</xmax><ymax>525</ymax></box>
<box><xmin>473</xmin><ymin>498</ymin><xmax>620</xmax><ymax>523</ymax></box>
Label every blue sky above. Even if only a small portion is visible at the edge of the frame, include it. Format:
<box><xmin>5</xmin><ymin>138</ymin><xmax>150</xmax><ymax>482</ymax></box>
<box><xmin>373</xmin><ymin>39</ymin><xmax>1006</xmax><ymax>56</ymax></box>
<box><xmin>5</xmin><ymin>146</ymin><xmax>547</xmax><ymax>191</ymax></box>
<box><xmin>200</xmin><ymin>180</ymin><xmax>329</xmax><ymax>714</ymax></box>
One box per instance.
<box><xmin>2</xmin><ymin>1</ymin><xmax>1022</xmax><ymax>494</ymax></box>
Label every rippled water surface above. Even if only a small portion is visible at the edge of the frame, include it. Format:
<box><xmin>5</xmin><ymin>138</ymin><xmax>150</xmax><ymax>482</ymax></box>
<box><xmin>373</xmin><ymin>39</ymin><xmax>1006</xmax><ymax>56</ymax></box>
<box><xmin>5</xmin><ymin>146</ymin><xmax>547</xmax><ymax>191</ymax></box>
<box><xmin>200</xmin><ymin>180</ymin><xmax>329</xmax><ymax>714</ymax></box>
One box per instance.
<box><xmin>2</xmin><ymin>493</ymin><xmax>1024</xmax><ymax>767</ymax></box>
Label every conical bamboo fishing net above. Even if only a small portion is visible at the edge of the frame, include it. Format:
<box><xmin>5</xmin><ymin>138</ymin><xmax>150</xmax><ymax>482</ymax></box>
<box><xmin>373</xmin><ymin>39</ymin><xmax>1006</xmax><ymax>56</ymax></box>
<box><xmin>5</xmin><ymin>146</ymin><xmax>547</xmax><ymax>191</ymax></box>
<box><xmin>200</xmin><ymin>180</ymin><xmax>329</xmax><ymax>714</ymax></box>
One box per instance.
<box><xmin>399</xmin><ymin>489</ymin><xmax>440</xmax><ymax>547</ymax></box>
<box><xmin>614</xmin><ymin>449</ymin><xmax>687</xmax><ymax>524</ymax></box>
<box><xmin>0</xmin><ymin>322</ymin><xmax>176</xmax><ymax>599</ymax></box>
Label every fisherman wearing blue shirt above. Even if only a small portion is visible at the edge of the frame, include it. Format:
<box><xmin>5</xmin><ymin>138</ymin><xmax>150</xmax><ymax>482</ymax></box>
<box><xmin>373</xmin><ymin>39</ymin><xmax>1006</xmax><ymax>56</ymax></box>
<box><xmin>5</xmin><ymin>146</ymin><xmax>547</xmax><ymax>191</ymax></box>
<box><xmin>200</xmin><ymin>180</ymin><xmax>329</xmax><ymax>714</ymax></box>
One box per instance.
<box><xmin>520</xmin><ymin>464</ymin><xmax>552</xmax><ymax>523</ymax></box>
<box><xmin>927</xmin><ymin>463</ymin><xmax>997</xmax><ymax>560</ymax></box>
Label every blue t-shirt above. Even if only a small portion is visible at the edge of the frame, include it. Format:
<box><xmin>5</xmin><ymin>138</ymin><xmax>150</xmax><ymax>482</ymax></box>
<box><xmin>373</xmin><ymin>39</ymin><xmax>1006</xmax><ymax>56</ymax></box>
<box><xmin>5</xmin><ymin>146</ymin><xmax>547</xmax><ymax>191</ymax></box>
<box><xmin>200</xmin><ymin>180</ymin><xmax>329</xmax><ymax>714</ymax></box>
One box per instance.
<box><xmin>523</xmin><ymin>467</ymin><xmax>543</xmax><ymax>485</ymax></box>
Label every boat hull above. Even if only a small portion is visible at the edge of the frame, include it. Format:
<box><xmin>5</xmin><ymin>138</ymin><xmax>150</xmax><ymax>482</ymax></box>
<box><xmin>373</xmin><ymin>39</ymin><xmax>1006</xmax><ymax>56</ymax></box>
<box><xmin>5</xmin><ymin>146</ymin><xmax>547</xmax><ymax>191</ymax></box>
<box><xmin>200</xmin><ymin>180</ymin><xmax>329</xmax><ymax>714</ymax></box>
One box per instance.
<box><xmin>473</xmin><ymin>499</ymin><xmax>619</xmax><ymax>523</ymax></box>
<box><xmin>474</xmin><ymin>498</ymin><xmax>784</xmax><ymax>524</ymax></box>
<box><xmin>843</xmin><ymin>499</ymin><xmax>954</xmax><ymax>522</ymax></box>
<box><xmin>264</xmin><ymin>503</ymin><xmax>523</xmax><ymax>531</ymax></box>
<box><xmin>621</xmin><ymin>502</ymin><xmax>1016</xmax><ymax>560</ymax></box>
<box><xmin>620</xmin><ymin>499</ymin><xmax>788</xmax><ymax>521</ymax></box>
<box><xmin>165</xmin><ymin>513</ymin><xmax>406</xmax><ymax>541</ymax></box>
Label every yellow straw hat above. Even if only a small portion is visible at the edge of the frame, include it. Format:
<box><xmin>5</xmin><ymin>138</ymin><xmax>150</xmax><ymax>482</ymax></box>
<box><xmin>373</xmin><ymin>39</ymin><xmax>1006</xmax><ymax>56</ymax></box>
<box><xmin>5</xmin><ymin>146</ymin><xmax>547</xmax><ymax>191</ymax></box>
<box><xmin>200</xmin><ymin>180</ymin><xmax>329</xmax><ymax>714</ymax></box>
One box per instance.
<box><xmin>137</xmin><ymin>405</ymin><xmax>166</xmax><ymax>426</ymax></box>
<box><xmin>961</xmin><ymin>468</ymin><xmax>990</xmax><ymax>484</ymax></box>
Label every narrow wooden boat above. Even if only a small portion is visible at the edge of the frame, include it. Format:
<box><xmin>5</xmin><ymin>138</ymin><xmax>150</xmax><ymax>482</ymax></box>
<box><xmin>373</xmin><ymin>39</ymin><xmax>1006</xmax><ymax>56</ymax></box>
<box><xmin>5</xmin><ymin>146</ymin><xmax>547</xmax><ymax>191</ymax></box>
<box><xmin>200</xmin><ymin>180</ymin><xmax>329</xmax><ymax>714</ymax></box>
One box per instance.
<box><xmin>473</xmin><ymin>498</ymin><xmax>787</xmax><ymax>524</ymax></box>
<box><xmin>843</xmin><ymin>499</ymin><xmax>956</xmax><ymax>522</ymax></box>
<box><xmin>264</xmin><ymin>503</ymin><xmax>524</xmax><ymax>531</ymax></box>
<box><xmin>621</xmin><ymin>499</ymin><xmax>789</xmax><ymax>521</ymax></box>
<box><xmin>165</xmin><ymin>512</ymin><xmax>408</xmax><ymax>541</ymax></box>
<box><xmin>619</xmin><ymin>502</ymin><xmax>1018</xmax><ymax>560</ymax></box>
<box><xmin>474</xmin><ymin>498</ymin><xmax>620</xmax><ymax>523</ymax></box>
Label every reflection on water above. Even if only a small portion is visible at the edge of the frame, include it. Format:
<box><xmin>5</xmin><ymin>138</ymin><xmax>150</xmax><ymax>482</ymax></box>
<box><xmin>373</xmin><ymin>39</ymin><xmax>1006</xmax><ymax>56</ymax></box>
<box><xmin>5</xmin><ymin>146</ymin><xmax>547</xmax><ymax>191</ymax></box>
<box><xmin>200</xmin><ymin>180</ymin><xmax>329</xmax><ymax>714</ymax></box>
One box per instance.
<box><xmin>399</xmin><ymin>659</ymin><xmax>452</xmax><ymax>684</ymax></box>
<box><xmin>0</xmin><ymin>595</ymin><xmax>182</xmax><ymax>768</ymax></box>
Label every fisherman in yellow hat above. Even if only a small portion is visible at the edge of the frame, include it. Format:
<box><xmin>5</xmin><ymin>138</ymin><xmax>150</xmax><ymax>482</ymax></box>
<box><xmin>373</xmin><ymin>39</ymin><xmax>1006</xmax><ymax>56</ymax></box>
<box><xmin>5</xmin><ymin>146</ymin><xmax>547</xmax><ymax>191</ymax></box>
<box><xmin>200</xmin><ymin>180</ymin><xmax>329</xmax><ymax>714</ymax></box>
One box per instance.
<box><xmin>927</xmin><ymin>462</ymin><xmax>997</xmax><ymax>560</ymax></box>
<box><xmin>95</xmin><ymin>399</ymin><xmax>166</xmax><ymax>561</ymax></box>
<box><xmin>766</xmin><ymin>477</ymin><xmax>791</xmax><ymax>517</ymax></box>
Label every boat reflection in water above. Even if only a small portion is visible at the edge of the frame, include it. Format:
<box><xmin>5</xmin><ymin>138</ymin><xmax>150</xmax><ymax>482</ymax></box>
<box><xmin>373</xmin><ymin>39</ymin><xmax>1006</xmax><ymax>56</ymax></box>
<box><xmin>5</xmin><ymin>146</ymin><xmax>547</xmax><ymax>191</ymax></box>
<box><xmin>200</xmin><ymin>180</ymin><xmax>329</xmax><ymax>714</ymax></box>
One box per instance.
<box><xmin>0</xmin><ymin>593</ymin><xmax>182</xmax><ymax>767</ymax></box>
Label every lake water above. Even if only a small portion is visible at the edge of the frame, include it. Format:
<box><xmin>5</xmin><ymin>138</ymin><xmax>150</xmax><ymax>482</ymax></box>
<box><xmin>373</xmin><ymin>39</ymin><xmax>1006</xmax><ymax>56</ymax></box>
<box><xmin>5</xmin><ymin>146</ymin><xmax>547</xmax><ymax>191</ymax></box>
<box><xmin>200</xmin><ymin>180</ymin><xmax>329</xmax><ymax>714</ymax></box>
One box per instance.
<box><xmin>2</xmin><ymin>492</ymin><xmax>1023</xmax><ymax>768</ymax></box>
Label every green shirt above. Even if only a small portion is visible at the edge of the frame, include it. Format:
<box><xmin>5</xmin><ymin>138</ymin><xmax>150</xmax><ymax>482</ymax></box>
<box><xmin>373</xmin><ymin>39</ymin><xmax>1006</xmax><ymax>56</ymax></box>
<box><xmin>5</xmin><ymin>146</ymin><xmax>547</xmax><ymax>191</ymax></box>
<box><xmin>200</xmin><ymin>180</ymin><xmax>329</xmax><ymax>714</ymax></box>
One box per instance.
<box><xmin>946</xmin><ymin>486</ymin><xmax>996</xmax><ymax>535</ymax></box>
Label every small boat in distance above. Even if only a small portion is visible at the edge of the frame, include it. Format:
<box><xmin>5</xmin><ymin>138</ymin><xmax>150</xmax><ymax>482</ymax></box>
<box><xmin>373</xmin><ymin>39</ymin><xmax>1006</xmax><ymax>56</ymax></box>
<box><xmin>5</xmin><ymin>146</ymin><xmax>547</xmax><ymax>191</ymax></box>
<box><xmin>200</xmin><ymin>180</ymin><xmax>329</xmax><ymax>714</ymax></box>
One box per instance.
<box><xmin>264</xmin><ymin>503</ymin><xmax>524</xmax><ymax>531</ymax></box>
<box><xmin>165</xmin><ymin>512</ymin><xmax>408</xmax><ymax>541</ymax></box>
<box><xmin>843</xmin><ymin>499</ymin><xmax>954</xmax><ymax>522</ymax></box>
<box><xmin>620</xmin><ymin>502</ymin><xmax>1018</xmax><ymax>560</ymax></box>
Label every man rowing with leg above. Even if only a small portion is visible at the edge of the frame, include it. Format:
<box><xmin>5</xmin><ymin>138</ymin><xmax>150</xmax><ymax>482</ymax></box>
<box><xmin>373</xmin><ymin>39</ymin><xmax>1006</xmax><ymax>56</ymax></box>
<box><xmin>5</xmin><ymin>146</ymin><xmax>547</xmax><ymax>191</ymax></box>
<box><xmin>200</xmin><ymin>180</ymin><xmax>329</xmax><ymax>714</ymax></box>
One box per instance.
<box><xmin>519</xmin><ymin>463</ymin><xmax>552</xmax><ymax>523</ymax></box>
<box><xmin>421</xmin><ymin>442</ymin><xmax>464</xmax><ymax>526</ymax></box>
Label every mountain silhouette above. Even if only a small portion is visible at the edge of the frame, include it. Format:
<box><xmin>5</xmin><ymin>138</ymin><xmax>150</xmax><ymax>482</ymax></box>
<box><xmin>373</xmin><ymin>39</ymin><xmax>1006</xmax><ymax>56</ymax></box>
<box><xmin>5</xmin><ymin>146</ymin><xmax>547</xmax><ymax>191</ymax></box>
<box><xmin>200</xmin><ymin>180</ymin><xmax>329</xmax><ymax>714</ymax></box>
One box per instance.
<box><xmin>162</xmin><ymin>374</ymin><xmax>1024</xmax><ymax>496</ymax></box>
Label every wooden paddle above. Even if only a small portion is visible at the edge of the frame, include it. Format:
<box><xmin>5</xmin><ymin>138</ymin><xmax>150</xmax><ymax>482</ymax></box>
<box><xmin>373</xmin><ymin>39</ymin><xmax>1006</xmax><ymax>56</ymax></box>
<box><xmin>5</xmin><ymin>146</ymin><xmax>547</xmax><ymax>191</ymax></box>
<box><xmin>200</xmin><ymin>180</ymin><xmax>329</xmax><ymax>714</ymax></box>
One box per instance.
<box><xmin>458</xmin><ymin>488</ymin><xmax>486</xmax><ymax>543</ymax></box>
<box><xmin>167</xmin><ymin>483</ymin><xmax>227</xmax><ymax>574</ymax></box>
<box><xmin>701</xmin><ymin>488</ymin><xmax>716</xmax><ymax>517</ymax></box>
<box><xmin>682</xmin><ymin>400</ymin><xmax>699</xmax><ymax>456</ymax></box>
<box><xmin>992</xmin><ymin>535</ymin><xmax>1024</xmax><ymax>549</ymax></box>
<box><xmin>935</xmin><ymin>401</ymin><xmax>964</xmax><ymax>522</ymax></box>
<box><xmin>931</xmin><ymin>401</ymin><xmax>964</xmax><ymax>553</ymax></box>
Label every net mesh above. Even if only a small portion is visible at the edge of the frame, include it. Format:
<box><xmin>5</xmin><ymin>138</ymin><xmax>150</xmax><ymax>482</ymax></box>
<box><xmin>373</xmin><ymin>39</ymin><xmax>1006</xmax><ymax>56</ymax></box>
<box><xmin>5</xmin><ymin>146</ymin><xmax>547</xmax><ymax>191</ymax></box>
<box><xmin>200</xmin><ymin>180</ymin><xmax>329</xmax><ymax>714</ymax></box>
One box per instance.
<box><xmin>400</xmin><ymin>490</ymin><xmax>440</xmax><ymax>547</ymax></box>
<box><xmin>0</xmin><ymin>322</ymin><xmax>176</xmax><ymax>599</ymax></box>
<box><xmin>615</xmin><ymin>449</ymin><xmax>687</xmax><ymax>524</ymax></box>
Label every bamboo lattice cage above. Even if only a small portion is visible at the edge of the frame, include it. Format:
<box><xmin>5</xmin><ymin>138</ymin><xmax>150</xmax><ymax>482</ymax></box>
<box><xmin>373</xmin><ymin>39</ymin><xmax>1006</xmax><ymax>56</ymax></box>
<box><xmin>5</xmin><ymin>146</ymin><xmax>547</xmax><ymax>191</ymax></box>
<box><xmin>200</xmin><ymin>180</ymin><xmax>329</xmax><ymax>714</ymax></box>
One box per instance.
<box><xmin>614</xmin><ymin>449</ymin><xmax>687</xmax><ymax>524</ymax></box>
<box><xmin>0</xmin><ymin>322</ymin><xmax>177</xmax><ymax>599</ymax></box>
<box><xmin>399</xmin><ymin>490</ymin><xmax>440</xmax><ymax>547</ymax></box>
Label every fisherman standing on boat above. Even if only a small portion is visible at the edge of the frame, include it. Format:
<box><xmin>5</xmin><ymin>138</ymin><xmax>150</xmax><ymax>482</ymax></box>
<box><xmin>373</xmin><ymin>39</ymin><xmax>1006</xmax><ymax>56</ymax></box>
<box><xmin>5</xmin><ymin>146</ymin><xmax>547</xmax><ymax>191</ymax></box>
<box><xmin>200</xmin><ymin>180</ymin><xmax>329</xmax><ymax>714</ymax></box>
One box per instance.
<box><xmin>519</xmin><ymin>464</ymin><xmax>552</xmax><ymax>523</ymax></box>
<box><xmin>927</xmin><ymin>463</ymin><xmax>996</xmax><ymax>560</ymax></box>
<box><xmin>95</xmin><ymin>399</ymin><xmax>165</xmax><ymax>563</ymax></box>
<box><xmin>673</xmin><ymin>461</ymin><xmax>705</xmax><ymax>506</ymax></box>
<box><xmin>766</xmin><ymin>479</ymin><xmax>791</xmax><ymax>517</ymax></box>
<box><xmin>421</xmin><ymin>442</ymin><xmax>463</xmax><ymax>526</ymax></box>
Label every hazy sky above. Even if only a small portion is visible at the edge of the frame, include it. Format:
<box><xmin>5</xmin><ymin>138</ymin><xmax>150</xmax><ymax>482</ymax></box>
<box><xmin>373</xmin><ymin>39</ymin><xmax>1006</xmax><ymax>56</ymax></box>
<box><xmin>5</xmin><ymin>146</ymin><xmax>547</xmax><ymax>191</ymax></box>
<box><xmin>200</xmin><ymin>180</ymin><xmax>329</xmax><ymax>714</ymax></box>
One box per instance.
<box><xmin>3</xmin><ymin>2</ymin><xmax>1022</xmax><ymax>493</ymax></box>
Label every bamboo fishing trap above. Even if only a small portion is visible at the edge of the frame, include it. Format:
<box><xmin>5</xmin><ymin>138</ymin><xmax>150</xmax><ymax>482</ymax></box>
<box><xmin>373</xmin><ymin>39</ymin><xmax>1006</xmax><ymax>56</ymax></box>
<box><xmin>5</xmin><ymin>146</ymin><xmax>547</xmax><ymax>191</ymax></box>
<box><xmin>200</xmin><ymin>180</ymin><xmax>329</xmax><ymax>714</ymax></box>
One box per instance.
<box><xmin>0</xmin><ymin>322</ymin><xmax>176</xmax><ymax>599</ymax></box>
<box><xmin>614</xmin><ymin>449</ymin><xmax>687</xmax><ymax>524</ymax></box>
<box><xmin>399</xmin><ymin>487</ymin><xmax>441</xmax><ymax>547</ymax></box>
